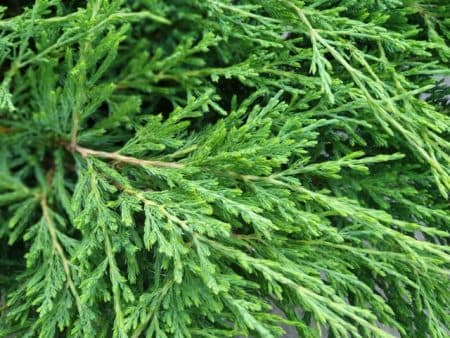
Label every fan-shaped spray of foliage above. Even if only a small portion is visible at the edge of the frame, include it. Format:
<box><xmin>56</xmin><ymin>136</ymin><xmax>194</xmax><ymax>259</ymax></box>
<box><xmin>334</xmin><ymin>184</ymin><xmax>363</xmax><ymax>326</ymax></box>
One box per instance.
<box><xmin>0</xmin><ymin>1</ymin><xmax>449</xmax><ymax>337</ymax></box>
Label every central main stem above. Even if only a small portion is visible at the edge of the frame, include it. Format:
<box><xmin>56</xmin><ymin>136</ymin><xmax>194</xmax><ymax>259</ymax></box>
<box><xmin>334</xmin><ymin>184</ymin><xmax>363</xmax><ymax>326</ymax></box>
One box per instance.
<box><xmin>67</xmin><ymin>143</ymin><xmax>184</xmax><ymax>169</ymax></box>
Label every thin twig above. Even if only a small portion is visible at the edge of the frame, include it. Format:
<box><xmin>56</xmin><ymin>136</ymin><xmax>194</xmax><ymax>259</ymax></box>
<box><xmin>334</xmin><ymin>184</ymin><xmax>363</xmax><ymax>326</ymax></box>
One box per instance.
<box><xmin>86</xmin><ymin>167</ymin><xmax>126</xmax><ymax>336</ymax></box>
<box><xmin>0</xmin><ymin>126</ymin><xmax>13</xmax><ymax>134</ymax></box>
<box><xmin>69</xmin><ymin>111</ymin><xmax>79</xmax><ymax>149</ymax></box>
<box><xmin>40</xmin><ymin>197</ymin><xmax>83</xmax><ymax>316</ymax></box>
<box><xmin>70</xmin><ymin>144</ymin><xmax>184</xmax><ymax>169</ymax></box>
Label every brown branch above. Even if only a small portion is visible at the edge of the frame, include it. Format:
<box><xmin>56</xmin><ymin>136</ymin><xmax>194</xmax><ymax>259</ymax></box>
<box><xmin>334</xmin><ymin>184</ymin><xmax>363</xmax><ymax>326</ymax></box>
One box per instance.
<box><xmin>69</xmin><ymin>111</ymin><xmax>79</xmax><ymax>149</ymax></box>
<box><xmin>70</xmin><ymin>143</ymin><xmax>184</xmax><ymax>169</ymax></box>
<box><xmin>0</xmin><ymin>126</ymin><xmax>13</xmax><ymax>134</ymax></box>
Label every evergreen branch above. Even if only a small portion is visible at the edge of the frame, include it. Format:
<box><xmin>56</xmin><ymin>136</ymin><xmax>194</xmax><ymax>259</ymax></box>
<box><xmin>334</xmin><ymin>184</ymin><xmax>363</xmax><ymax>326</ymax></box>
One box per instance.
<box><xmin>202</xmin><ymin>237</ymin><xmax>394</xmax><ymax>338</ymax></box>
<box><xmin>102</xmin><ymin>224</ymin><xmax>127</xmax><ymax>338</ymax></box>
<box><xmin>39</xmin><ymin>196</ymin><xmax>83</xmax><ymax>317</ymax></box>
<box><xmin>284</xmin><ymin>0</ymin><xmax>450</xmax><ymax>197</ymax></box>
<box><xmin>16</xmin><ymin>10</ymin><xmax>168</xmax><ymax>69</ymax></box>
<box><xmin>86</xmin><ymin>163</ymin><xmax>127</xmax><ymax>337</ymax></box>
<box><xmin>70</xmin><ymin>144</ymin><xmax>183</xmax><ymax>169</ymax></box>
<box><xmin>207</xmin><ymin>0</ymin><xmax>277</xmax><ymax>22</ymax></box>
<box><xmin>126</xmin><ymin>188</ymin><xmax>190</xmax><ymax>232</ymax></box>
<box><xmin>2</xmin><ymin>1</ymin><xmax>449</xmax><ymax>336</ymax></box>
<box><xmin>130</xmin><ymin>280</ymin><xmax>175</xmax><ymax>338</ymax></box>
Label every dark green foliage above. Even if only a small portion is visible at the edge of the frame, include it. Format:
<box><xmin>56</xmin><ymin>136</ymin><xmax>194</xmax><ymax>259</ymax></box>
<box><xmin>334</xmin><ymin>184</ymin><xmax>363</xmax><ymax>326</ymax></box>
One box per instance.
<box><xmin>0</xmin><ymin>1</ymin><xmax>449</xmax><ymax>337</ymax></box>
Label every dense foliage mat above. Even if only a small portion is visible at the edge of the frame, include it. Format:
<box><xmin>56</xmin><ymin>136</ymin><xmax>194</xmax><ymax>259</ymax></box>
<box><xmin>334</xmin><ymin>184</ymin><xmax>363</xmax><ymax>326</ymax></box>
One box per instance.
<box><xmin>0</xmin><ymin>1</ymin><xmax>449</xmax><ymax>337</ymax></box>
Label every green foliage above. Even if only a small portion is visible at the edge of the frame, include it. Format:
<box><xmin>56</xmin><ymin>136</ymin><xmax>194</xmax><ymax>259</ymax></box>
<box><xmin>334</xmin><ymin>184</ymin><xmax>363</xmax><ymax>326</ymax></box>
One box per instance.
<box><xmin>0</xmin><ymin>0</ymin><xmax>449</xmax><ymax>337</ymax></box>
